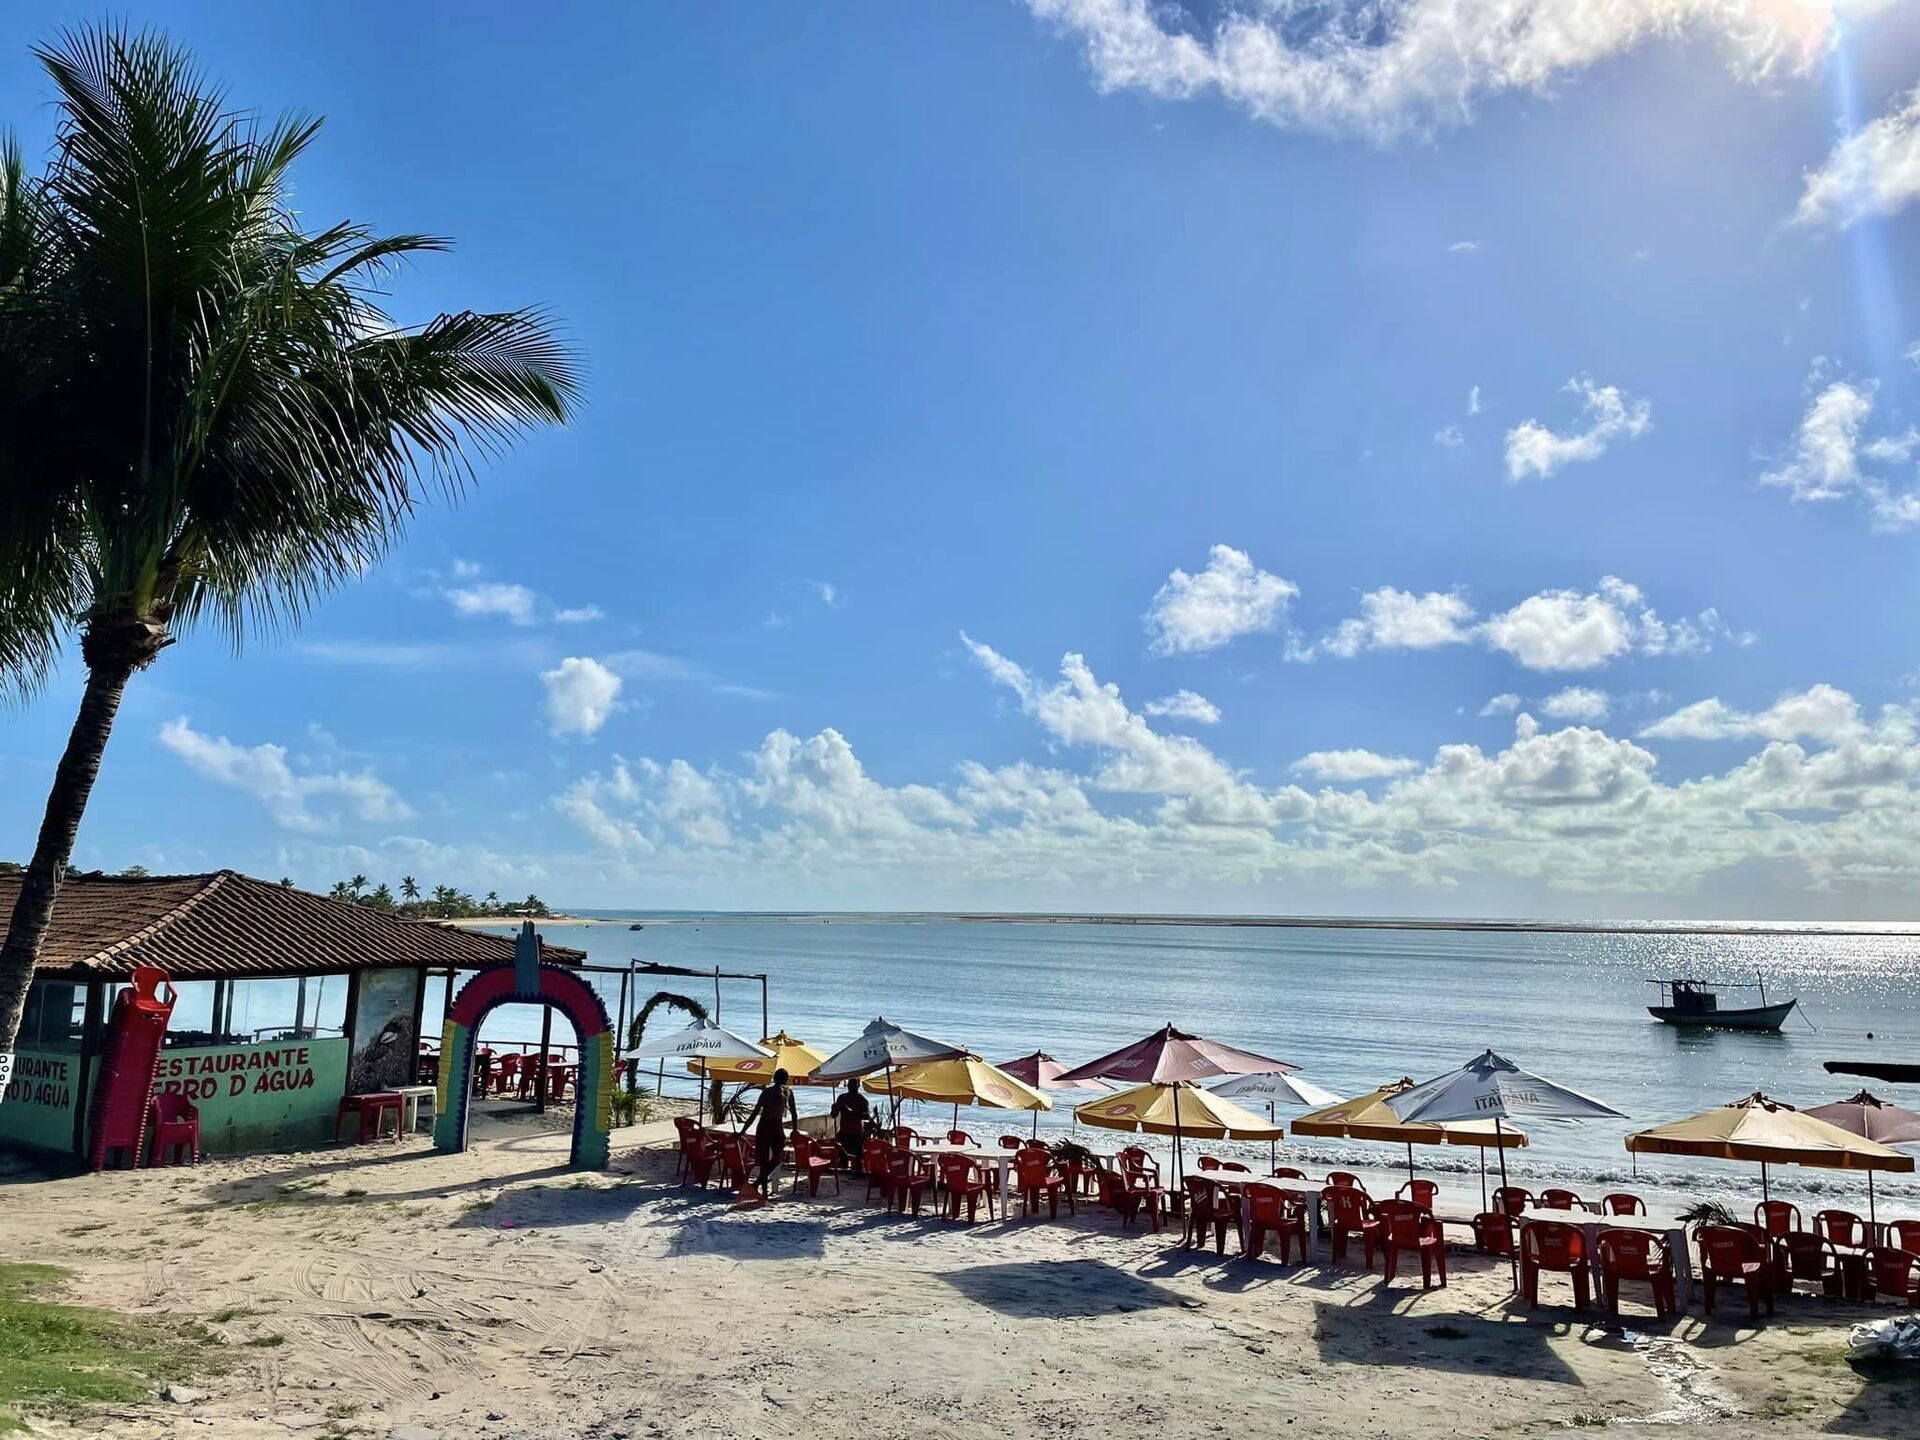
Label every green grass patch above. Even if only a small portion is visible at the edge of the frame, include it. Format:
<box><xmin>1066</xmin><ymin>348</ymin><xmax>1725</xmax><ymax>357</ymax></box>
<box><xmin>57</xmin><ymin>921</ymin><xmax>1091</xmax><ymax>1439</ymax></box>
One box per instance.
<box><xmin>0</xmin><ymin>1262</ymin><xmax>208</xmax><ymax>1430</ymax></box>
<box><xmin>1802</xmin><ymin>1343</ymin><xmax>1850</xmax><ymax>1369</ymax></box>
<box><xmin>243</xmin><ymin>1334</ymin><xmax>285</xmax><ymax>1348</ymax></box>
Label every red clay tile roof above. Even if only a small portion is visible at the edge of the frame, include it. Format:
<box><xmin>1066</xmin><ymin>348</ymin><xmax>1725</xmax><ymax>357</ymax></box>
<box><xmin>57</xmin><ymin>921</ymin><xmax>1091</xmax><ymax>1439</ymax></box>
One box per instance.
<box><xmin>0</xmin><ymin>870</ymin><xmax>584</xmax><ymax>979</ymax></box>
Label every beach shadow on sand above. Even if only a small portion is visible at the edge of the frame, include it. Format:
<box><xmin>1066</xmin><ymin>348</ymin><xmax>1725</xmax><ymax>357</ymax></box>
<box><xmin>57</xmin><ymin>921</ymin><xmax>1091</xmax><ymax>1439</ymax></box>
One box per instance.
<box><xmin>1822</xmin><ymin>1361</ymin><xmax>1920</xmax><ymax>1436</ymax></box>
<box><xmin>1312</xmin><ymin>1296</ymin><xmax>1584</xmax><ymax>1383</ymax></box>
<box><xmin>942</xmin><ymin>1258</ymin><xmax>1186</xmax><ymax>1319</ymax></box>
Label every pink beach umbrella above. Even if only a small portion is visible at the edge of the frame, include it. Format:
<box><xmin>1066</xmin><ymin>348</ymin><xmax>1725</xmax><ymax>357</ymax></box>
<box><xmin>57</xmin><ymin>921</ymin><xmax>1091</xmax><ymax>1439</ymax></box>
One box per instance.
<box><xmin>997</xmin><ymin>1049</ymin><xmax>1111</xmax><ymax>1137</ymax></box>
<box><xmin>1055</xmin><ymin>1024</ymin><xmax>1296</xmax><ymax>1178</ymax></box>
<box><xmin>1804</xmin><ymin>1090</ymin><xmax>1920</xmax><ymax>1222</ymax></box>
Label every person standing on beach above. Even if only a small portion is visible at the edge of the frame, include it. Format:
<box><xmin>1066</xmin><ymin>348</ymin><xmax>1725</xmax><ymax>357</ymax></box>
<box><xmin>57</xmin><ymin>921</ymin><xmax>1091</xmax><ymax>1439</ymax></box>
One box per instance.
<box><xmin>741</xmin><ymin>1068</ymin><xmax>799</xmax><ymax>1192</ymax></box>
<box><xmin>830</xmin><ymin>1077</ymin><xmax>871</xmax><ymax>1169</ymax></box>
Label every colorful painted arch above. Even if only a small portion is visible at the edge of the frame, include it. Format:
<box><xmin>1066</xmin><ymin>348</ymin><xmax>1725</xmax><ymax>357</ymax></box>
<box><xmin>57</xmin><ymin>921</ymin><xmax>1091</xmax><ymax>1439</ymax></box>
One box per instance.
<box><xmin>433</xmin><ymin>961</ymin><xmax>616</xmax><ymax>1169</ymax></box>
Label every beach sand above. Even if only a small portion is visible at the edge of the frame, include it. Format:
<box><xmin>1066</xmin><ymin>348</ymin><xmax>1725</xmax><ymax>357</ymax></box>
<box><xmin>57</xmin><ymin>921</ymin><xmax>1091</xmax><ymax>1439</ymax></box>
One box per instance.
<box><xmin>4</xmin><ymin>1113</ymin><xmax>1915</xmax><ymax>1439</ymax></box>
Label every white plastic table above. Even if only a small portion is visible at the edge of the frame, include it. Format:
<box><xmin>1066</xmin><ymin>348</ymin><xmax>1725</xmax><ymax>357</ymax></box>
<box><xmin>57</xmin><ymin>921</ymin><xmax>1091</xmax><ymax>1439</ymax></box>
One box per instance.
<box><xmin>1204</xmin><ymin>1174</ymin><xmax>1327</xmax><ymax>1260</ymax></box>
<box><xmin>394</xmin><ymin>1084</ymin><xmax>437</xmax><ymax>1134</ymax></box>
<box><xmin>1519</xmin><ymin>1207</ymin><xmax>1695</xmax><ymax>1310</ymax></box>
<box><xmin>912</xmin><ymin>1141</ymin><xmax>1016</xmax><ymax>1212</ymax></box>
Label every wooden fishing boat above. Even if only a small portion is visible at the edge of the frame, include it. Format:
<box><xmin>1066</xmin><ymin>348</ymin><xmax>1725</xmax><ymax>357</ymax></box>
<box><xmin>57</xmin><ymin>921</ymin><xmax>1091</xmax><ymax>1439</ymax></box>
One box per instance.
<box><xmin>1646</xmin><ymin>978</ymin><xmax>1798</xmax><ymax>1032</ymax></box>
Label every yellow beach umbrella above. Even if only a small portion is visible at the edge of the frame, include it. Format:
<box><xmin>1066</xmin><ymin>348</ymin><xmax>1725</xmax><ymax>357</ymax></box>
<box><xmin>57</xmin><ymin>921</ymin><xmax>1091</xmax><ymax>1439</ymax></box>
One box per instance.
<box><xmin>691</xmin><ymin>1030</ymin><xmax>829</xmax><ymax>1086</ymax></box>
<box><xmin>1292</xmin><ymin>1078</ymin><xmax>1527</xmax><ymax>1204</ymax></box>
<box><xmin>1075</xmin><ymin>1081</ymin><xmax>1283</xmax><ymax>1141</ymax></box>
<box><xmin>1626</xmin><ymin>1090</ymin><xmax>1915</xmax><ymax>1212</ymax></box>
<box><xmin>863</xmin><ymin>1054</ymin><xmax>1052</xmax><ymax>1134</ymax></box>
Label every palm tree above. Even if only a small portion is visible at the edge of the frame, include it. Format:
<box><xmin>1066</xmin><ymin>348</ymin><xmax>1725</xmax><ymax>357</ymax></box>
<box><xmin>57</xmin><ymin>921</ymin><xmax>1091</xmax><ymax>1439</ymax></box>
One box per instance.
<box><xmin>0</xmin><ymin>27</ymin><xmax>579</xmax><ymax>1054</ymax></box>
<box><xmin>348</xmin><ymin>873</ymin><xmax>368</xmax><ymax>899</ymax></box>
<box><xmin>400</xmin><ymin>875</ymin><xmax>421</xmax><ymax>904</ymax></box>
<box><xmin>483</xmin><ymin>890</ymin><xmax>500</xmax><ymax>913</ymax></box>
<box><xmin>365</xmin><ymin>883</ymin><xmax>395</xmax><ymax>912</ymax></box>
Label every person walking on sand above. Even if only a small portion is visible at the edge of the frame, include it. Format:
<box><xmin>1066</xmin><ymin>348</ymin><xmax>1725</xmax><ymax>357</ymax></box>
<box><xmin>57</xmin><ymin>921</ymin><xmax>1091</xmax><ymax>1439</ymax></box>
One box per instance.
<box><xmin>741</xmin><ymin>1068</ymin><xmax>799</xmax><ymax>1193</ymax></box>
<box><xmin>830</xmin><ymin>1076</ymin><xmax>871</xmax><ymax>1170</ymax></box>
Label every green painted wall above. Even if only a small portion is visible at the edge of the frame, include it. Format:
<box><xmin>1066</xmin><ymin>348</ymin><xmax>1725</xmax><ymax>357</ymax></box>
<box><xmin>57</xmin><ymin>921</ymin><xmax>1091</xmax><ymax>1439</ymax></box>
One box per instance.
<box><xmin>0</xmin><ymin>1049</ymin><xmax>82</xmax><ymax>1154</ymax></box>
<box><xmin>154</xmin><ymin>1038</ymin><xmax>349</xmax><ymax>1154</ymax></box>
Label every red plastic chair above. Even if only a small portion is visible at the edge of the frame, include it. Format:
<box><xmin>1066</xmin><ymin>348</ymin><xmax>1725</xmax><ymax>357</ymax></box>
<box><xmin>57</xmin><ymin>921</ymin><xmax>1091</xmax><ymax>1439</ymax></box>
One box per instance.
<box><xmin>790</xmin><ymin>1131</ymin><xmax>840</xmax><ymax>1198</ymax></box>
<box><xmin>493</xmin><ymin>1052</ymin><xmax>522</xmax><ymax>1097</ymax></box>
<box><xmin>1472</xmin><ymin>1211</ymin><xmax>1515</xmax><ymax>1257</ymax></box>
<box><xmin>1015</xmin><ymin>1150</ymin><xmax>1075</xmax><ymax>1220</ymax></box>
<box><xmin>1397</xmin><ymin>1179</ymin><xmax>1438</xmax><ymax>1209</ymax></box>
<box><xmin>1699</xmin><ymin>1225</ymin><xmax>1774</xmax><ymax>1320</ymax></box>
<box><xmin>715</xmin><ymin>1135</ymin><xmax>753</xmax><ymax>1193</ymax></box>
<box><xmin>1597</xmin><ymin>1229</ymin><xmax>1675</xmax><ymax>1318</ymax></box>
<box><xmin>946</xmin><ymin>1129</ymin><xmax>974</xmax><ymax>1146</ymax></box>
<box><xmin>1271</xmin><ymin>1166</ymin><xmax>1306</xmax><ymax>1180</ymax></box>
<box><xmin>1182</xmin><ymin>1177</ymin><xmax>1232</xmax><ymax>1253</ymax></box>
<box><xmin>1813</xmin><ymin>1209</ymin><xmax>1869</xmax><ymax>1250</ymax></box>
<box><xmin>1118</xmin><ymin>1146</ymin><xmax>1161</xmax><ymax>1186</ymax></box>
<box><xmin>886</xmin><ymin>1150</ymin><xmax>935</xmax><ymax>1215</ymax></box>
<box><xmin>892</xmin><ymin>1126</ymin><xmax>919</xmax><ymax>1150</ymax></box>
<box><xmin>1539</xmin><ymin>1188</ymin><xmax>1587</xmax><ymax>1213</ymax></box>
<box><xmin>1376</xmin><ymin>1199</ymin><xmax>1447</xmax><ymax>1290</ymax></box>
<box><xmin>1196</xmin><ymin>1155</ymin><xmax>1222</xmax><ymax>1172</ymax></box>
<box><xmin>1861</xmin><ymin>1247</ymin><xmax>1920</xmax><ymax>1306</ymax></box>
<box><xmin>147</xmin><ymin>1092</ymin><xmax>199</xmax><ymax>1167</ymax></box>
<box><xmin>1599</xmin><ymin>1193</ymin><xmax>1646</xmax><ymax>1216</ymax></box>
<box><xmin>1885</xmin><ymin>1219</ymin><xmax>1920</xmax><ymax>1256</ymax></box>
<box><xmin>1327</xmin><ymin>1171</ymin><xmax>1364</xmax><ymax>1191</ymax></box>
<box><xmin>1098</xmin><ymin>1169</ymin><xmax>1162</xmax><ymax>1231</ymax></box>
<box><xmin>939</xmin><ymin>1154</ymin><xmax>996</xmax><ymax>1221</ymax></box>
<box><xmin>1521</xmin><ymin>1220</ymin><xmax>1590</xmax><ymax>1309</ymax></box>
<box><xmin>1219</xmin><ymin>1161</ymin><xmax>1251</xmax><ymax>1174</ymax></box>
<box><xmin>1244</xmin><ymin>1186</ymin><xmax>1308</xmax><ymax>1263</ymax></box>
<box><xmin>682</xmin><ymin>1133</ymin><xmax>717</xmax><ymax>1189</ymax></box>
<box><xmin>1322</xmin><ymin>1185</ymin><xmax>1380</xmax><ymax>1269</ymax></box>
<box><xmin>1492</xmin><ymin>1185</ymin><xmax>1532</xmax><ymax>1217</ymax></box>
<box><xmin>1063</xmin><ymin>1153</ymin><xmax>1102</xmax><ymax>1197</ymax></box>
<box><xmin>862</xmin><ymin>1139</ymin><xmax>894</xmax><ymax>1204</ymax></box>
<box><xmin>997</xmin><ymin>1135</ymin><xmax>1023</xmax><ymax>1150</ymax></box>
<box><xmin>1754</xmin><ymin>1200</ymin><xmax>1801</xmax><ymax>1238</ymax></box>
<box><xmin>1779</xmin><ymin>1231</ymin><xmax>1844</xmax><ymax>1297</ymax></box>
<box><xmin>672</xmin><ymin>1116</ymin><xmax>701</xmax><ymax>1180</ymax></box>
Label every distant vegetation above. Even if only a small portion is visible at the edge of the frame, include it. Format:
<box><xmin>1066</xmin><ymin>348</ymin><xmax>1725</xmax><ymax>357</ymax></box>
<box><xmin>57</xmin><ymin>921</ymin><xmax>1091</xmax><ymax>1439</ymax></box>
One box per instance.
<box><xmin>323</xmin><ymin>875</ymin><xmax>552</xmax><ymax>920</ymax></box>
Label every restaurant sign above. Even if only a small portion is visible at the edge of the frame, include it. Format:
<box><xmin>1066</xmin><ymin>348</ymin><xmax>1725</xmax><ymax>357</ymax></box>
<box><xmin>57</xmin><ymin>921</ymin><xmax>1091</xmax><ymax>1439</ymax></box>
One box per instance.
<box><xmin>0</xmin><ymin>1049</ymin><xmax>80</xmax><ymax>1152</ymax></box>
<box><xmin>155</xmin><ymin>1038</ymin><xmax>348</xmax><ymax>1153</ymax></box>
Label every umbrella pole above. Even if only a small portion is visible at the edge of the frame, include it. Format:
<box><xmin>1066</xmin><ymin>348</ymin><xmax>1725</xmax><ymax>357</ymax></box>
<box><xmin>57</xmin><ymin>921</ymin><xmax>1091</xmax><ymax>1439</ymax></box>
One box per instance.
<box><xmin>1173</xmin><ymin>1084</ymin><xmax>1184</xmax><ymax>1187</ymax></box>
<box><xmin>1761</xmin><ymin>1160</ymin><xmax>1769</xmax><ymax>1204</ymax></box>
<box><xmin>1479</xmin><ymin>1146</ymin><xmax>1487</xmax><ymax>1213</ymax></box>
<box><xmin>1495</xmin><ymin>1117</ymin><xmax>1516</xmax><ymax>1290</ymax></box>
<box><xmin>1269</xmin><ymin>1102</ymin><xmax>1277</xmax><ymax>1172</ymax></box>
<box><xmin>1869</xmin><ymin>1169</ymin><xmax>1877</xmax><ymax>1227</ymax></box>
<box><xmin>1406</xmin><ymin>1141</ymin><xmax>1415</xmax><ymax>1186</ymax></box>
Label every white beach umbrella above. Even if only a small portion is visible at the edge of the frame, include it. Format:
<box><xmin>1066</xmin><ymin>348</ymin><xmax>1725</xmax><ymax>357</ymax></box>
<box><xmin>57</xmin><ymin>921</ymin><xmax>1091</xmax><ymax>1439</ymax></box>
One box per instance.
<box><xmin>1389</xmin><ymin>1049</ymin><xmax>1625</xmax><ymax>1284</ymax></box>
<box><xmin>812</xmin><ymin>1017</ymin><xmax>965</xmax><ymax>1125</ymax></box>
<box><xmin>811</xmin><ymin>1017</ymin><xmax>964</xmax><ymax>1081</ymax></box>
<box><xmin>1210</xmin><ymin>1072</ymin><xmax>1343</xmax><ymax>1169</ymax></box>
<box><xmin>629</xmin><ymin>1018</ymin><xmax>773</xmax><ymax>1064</ymax></box>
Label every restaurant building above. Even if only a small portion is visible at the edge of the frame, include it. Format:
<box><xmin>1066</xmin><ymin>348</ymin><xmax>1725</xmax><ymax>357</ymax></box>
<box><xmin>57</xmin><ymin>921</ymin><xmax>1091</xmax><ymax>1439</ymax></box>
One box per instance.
<box><xmin>0</xmin><ymin>869</ymin><xmax>582</xmax><ymax>1161</ymax></box>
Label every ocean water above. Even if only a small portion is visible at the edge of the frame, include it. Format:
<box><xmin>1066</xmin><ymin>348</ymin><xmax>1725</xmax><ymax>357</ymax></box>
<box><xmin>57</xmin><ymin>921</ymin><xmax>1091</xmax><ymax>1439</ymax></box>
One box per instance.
<box><xmin>446</xmin><ymin>917</ymin><xmax>1920</xmax><ymax>1212</ymax></box>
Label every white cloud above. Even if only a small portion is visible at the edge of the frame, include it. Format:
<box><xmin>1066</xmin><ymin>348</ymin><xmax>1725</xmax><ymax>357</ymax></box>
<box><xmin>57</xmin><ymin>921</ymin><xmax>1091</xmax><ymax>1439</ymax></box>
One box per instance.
<box><xmin>1639</xmin><ymin>684</ymin><xmax>1862</xmax><ymax>742</ymax></box>
<box><xmin>1761</xmin><ymin>374</ymin><xmax>1920</xmax><ymax>528</ymax></box>
<box><xmin>811</xmin><ymin>581</ymin><xmax>842</xmax><ymax>607</ymax></box>
<box><xmin>1541</xmin><ymin>686</ymin><xmax>1610</xmax><ymax>722</ymax></box>
<box><xmin>1467</xmin><ymin>386</ymin><xmax>1482</xmax><ymax>416</ymax></box>
<box><xmin>1481</xmin><ymin>693</ymin><xmax>1523</xmax><ymax>717</ymax></box>
<box><xmin>158</xmin><ymin>718</ymin><xmax>412</xmax><ymax>833</ymax></box>
<box><xmin>554</xmin><ymin>605</ymin><xmax>604</xmax><ymax>625</ymax></box>
<box><xmin>542</xmin><ymin>657</ymin><xmax>623</xmax><ymax>737</ymax></box>
<box><xmin>1024</xmin><ymin>0</ymin><xmax>1854</xmax><ymax>140</ymax></box>
<box><xmin>1504</xmin><ymin>377</ymin><xmax>1651</xmax><ymax>481</ymax></box>
<box><xmin>1324</xmin><ymin>588</ymin><xmax>1477</xmax><ymax>658</ymax></box>
<box><xmin>1796</xmin><ymin>85</ymin><xmax>1920</xmax><ymax>228</ymax></box>
<box><xmin>1434</xmin><ymin>424</ymin><xmax>1464</xmax><ymax>448</ymax></box>
<box><xmin>1483</xmin><ymin>583</ymin><xmax>1637</xmax><ymax>671</ymax></box>
<box><xmin>446</xmin><ymin>582</ymin><xmax>538</xmax><ymax>626</ymax></box>
<box><xmin>1448</xmin><ymin>240</ymin><xmax>1480</xmax><ymax>254</ymax></box>
<box><xmin>1144</xmin><ymin>544</ymin><xmax>1297</xmax><ymax>656</ymax></box>
<box><xmin>1291</xmin><ymin>749</ymin><xmax>1420</xmax><ymax>782</ymax></box>
<box><xmin>1144</xmin><ymin>689</ymin><xmax>1222</xmax><ymax>724</ymax></box>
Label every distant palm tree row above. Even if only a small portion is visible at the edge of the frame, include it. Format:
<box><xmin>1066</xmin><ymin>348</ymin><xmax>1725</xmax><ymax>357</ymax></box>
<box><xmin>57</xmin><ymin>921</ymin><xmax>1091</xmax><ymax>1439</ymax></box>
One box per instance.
<box><xmin>321</xmin><ymin>873</ymin><xmax>551</xmax><ymax>921</ymax></box>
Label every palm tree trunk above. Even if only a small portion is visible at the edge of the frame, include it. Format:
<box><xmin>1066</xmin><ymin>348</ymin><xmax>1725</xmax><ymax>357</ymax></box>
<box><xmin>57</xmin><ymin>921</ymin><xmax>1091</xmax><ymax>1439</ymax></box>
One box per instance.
<box><xmin>0</xmin><ymin>655</ymin><xmax>139</xmax><ymax>1056</ymax></box>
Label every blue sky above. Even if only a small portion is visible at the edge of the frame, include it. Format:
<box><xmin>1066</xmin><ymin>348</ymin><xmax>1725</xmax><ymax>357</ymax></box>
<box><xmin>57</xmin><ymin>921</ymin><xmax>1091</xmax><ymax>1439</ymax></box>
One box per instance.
<box><xmin>5</xmin><ymin>1</ymin><xmax>1920</xmax><ymax>918</ymax></box>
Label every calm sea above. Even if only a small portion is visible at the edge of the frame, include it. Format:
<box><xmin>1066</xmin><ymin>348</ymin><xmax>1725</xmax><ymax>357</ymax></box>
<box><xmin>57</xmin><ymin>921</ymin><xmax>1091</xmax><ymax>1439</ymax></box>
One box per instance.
<box><xmin>446</xmin><ymin>917</ymin><xmax>1920</xmax><ymax>1211</ymax></box>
